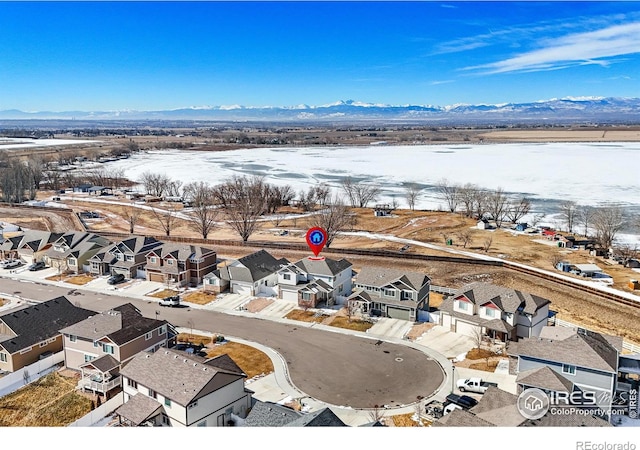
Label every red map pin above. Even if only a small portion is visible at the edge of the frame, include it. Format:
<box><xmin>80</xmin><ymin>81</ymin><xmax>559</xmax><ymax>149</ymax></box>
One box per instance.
<box><xmin>305</xmin><ymin>227</ymin><xmax>327</xmax><ymax>259</ymax></box>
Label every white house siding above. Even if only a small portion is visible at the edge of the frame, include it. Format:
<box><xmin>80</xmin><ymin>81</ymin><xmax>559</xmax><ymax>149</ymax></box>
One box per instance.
<box><xmin>185</xmin><ymin>378</ymin><xmax>249</xmax><ymax>427</ymax></box>
<box><xmin>441</xmin><ymin>313</ymin><xmax>452</xmax><ymax>329</ymax></box>
<box><xmin>333</xmin><ymin>269</ymin><xmax>353</xmax><ymax>296</ymax></box>
<box><xmin>280</xmin><ymin>288</ymin><xmax>299</xmax><ymax>302</ymax></box>
<box><xmin>455</xmin><ymin>320</ymin><xmax>480</xmax><ymax>338</ymax></box>
<box><xmin>231</xmin><ymin>283</ymin><xmax>253</xmax><ymax>296</ymax></box>
<box><xmin>121</xmin><ymin>379</ymin><xmax>187</xmax><ymax>427</ymax></box>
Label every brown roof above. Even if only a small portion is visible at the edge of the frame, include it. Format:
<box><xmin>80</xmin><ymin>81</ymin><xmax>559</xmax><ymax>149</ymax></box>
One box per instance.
<box><xmin>119</xmin><ymin>349</ymin><xmax>245</xmax><ymax>406</ymax></box>
<box><xmin>508</xmin><ymin>326</ymin><xmax>620</xmax><ymax>373</ymax></box>
<box><xmin>80</xmin><ymin>354</ymin><xmax>120</xmax><ymax>373</ymax></box>
<box><xmin>115</xmin><ymin>393</ymin><xmax>164</xmax><ymax>426</ymax></box>
<box><xmin>516</xmin><ymin>366</ymin><xmax>574</xmax><ymax>393</ymax></box>
<box><xmin>354</xmin><ymin>266</ymin><xmax>430</xmax><ymax>291</ymax></box>
<box><xmin>469</xmin><ymin>386</ymin><xmax>527</xmax><ymax>426</ymax></box>
<box><xmin>432</xmin><ymin>408</ymin><xmax>495</xmax><ymax>427</ymax></box>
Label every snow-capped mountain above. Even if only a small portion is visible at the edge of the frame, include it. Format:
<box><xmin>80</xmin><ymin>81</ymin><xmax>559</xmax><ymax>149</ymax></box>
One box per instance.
<box><xmin>1</xmin><ymin>97</ymin><xmax>638</xmax><ymax>123</ymax></box>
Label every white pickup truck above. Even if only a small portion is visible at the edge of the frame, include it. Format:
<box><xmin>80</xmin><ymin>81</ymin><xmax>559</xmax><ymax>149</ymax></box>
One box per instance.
<box><xmin>456</xmin><ymin>377</ymin><xmax>498</xmax><ymax>394</ymax></box>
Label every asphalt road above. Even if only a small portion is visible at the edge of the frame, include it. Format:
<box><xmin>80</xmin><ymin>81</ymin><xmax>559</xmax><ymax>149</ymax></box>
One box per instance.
<box><xmin>1</xmin><ymin>277</ymin><xmax>445</xmax><ymax>409</ymax></box>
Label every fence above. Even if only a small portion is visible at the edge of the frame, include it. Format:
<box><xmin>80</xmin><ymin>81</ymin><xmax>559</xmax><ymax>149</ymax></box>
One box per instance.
<box><xmin>554</xmin><ymin>318</ymin><xmax>640</xmax><ymax>354</ymax></box>
<box><xmin>67</xmin><ymin>395</ymin><xmax>124</xmax><ymax>427</ymax></box>
<box><xmin>0</xmin><ymin>352</ymin><xmax>64</xmax><ymax>397</ymax></box>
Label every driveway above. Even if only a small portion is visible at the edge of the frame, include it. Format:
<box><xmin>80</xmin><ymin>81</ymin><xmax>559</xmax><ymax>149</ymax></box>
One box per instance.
<box><xmin>367</xmin><ymin>318</ymin><xmax>413</xmax><ymax>340</ymax></box>
<box><xmin>415</xmin><ymin>325</ymin><xmax>476</xmax><ymax>359</ymax></box>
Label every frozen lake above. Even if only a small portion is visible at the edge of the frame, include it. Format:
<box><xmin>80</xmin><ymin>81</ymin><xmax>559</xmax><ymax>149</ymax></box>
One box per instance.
<box><xmin>104</xmin><ymin>142</ymin><xmax>640</xmax><ymax>243</ymax></box>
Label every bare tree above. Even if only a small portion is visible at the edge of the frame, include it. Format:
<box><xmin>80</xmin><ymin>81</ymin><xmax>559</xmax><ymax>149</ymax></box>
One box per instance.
<box><xmin>183</xmin><ymin>181</ymin><xmax>219</xmax><ymax>239</ymax></box>
<box><xmin>150</xmin><ymin>203</ymin><xmax>181</xmax><ymax>237</ymax></box>
<box><xmin>220</xmin><ymin>175</ymin><xmax>268</xmax><ymax>242</ymax></box>
<box><xmin>592</xmin><ymin>206</ymin><xmax>624</xmax><ymax>249</ymax></box>
<box><xmin>310</xmin><ymin>195</ymin><xmax>352</xmax><ymax>248</ymax></box>
<box><xmin>482</xmin><ymin>236</ymin><xmax>493</xmax><ymax>253</ymax></box>
<box><xmin>404</xmin><ymin>183</ymin><xmax>421</xmax><ymax>211</ymax></box>
<box><xmin>266</xmin><ymin>184</ymin><xmax>295</xmax><ymax>214</ymax></box>
<box><xmin>455</xmin><ymin>229</ymin><xmax>473</xmax><ymax>248</ymax></box>
<box><xmin>341</xmin><ymin>176</ymin><xmax>380</xmax><ymax>208</ymax></box>
<box><xmin>139</xmin><ymin>171</ymin><xmax>172</xmax><ymax>197</ymax></box>
<box><xmin>457</xmin><ymin>183</ymin><xmax>479</xmax><ymax>218</ymax></box>
<box><xmin>368</xmin><ymin>405</ymin><xmax>386</xmax><ymax>424</ymax></box>
<box><xmin>578</xmin><ymin>205</ymin><xmax>595</xmax><ymax>237</ymax></box>
<box><xmin>123</xmin><ymin>204</ymin><xmax>142</xmax><ymax>234</ymax></box>
<box><xmin>505</xmin><ymin>197</ymin><xmax>531</xmax><ymax>224</ymax></box>
<box><xmin>436</xmin><ymin>178</ymin><xmax>459</xmax><ymax>213</ymax></box>
<box><xmin>314</xmin><ymin>183</ymin><xmax>331</xmax><ymax>206</ymax></box>
<box><xmin>559</xmin><ymin>201</ymin><xmax>578</xmax><ymax>233</ymax></box>
<box><xmin>485</xmin><ymin>187</ymin><xmax>509</xmax><ymax>227</ymax></box>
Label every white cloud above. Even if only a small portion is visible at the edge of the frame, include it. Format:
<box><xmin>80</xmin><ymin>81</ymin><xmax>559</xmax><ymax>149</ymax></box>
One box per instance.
<box><xmin>466</xmin><ymin>22</ymin><xmax>640</xmax><ymax>74</ymax></box>
<box><xmin>430</xmin><ymin>80</ymin><xmax>454</xmax><ymax>85</ymax></box>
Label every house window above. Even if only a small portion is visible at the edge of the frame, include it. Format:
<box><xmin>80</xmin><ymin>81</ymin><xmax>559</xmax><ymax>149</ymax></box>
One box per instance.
<box><xmin>67</xmin><ymin>257</ymin><xmax>75</xmax><ymax>265</ymax></box>
<box><xmin>0</xmin><ymin>353</ymin><xmax>7</xmax><ymax>362</ymax></box>
<box><xmin>188</xmin><ymin>400</ymin><xmax>198</xmax><ymax>409</ymax></box>
<box><xmin>20</xmin><ymin>346</ymin><xmax>32</xmax><ymax>354</ymax></box>
<box><xmin>69</xmin><ymin>335</ymin><xmax>77</xmax><ymax>343</ymax></box>
<box><xmin>149</xmin><ymin>389</ymin><xmax>157</xmax><ymax>399</ymax></box>
<box><xmin>84</xmin><ymin>354</ymin><xmax>95</xmax><ymax>363</ymax></box>
<box><xmin>93</xmin><ymin>341</ymin><xmax>100</xmax><ymax>348</ymax></box>
<box><xmin>457</xmin><ymin>301</ymin><xmax>468</xmax><ymax>311</ymax></box>
<box><xmin>39</xmin><ymin>342</ymin><xmax>47</xmax><ymax>348</ymax></box>
<box><xmin>484</xmin><ymin>307</ymin><xmax>496</xmax><ymax>318</ymax></box>
<box><xmin>103</xmin><ymin>344</ymin><xmax>114</xmax><ymax>354</ymax></box>
<box><xmin>164</xmin><ymin>398</ymin><xmax>171</xmax><ymax>407</ymax></box>
<box><xmin>125</xmin><ymin>255</ymin><xmax>134</xmax><ymax>262</ymax></box>
<box><xmin>302</xmin><ymin>292</ymin><xmax>311</xmax><ymax>301</ymax></box>
<box><xmin>145</xmin><ymin>332</ymin><xmax>153</xmax><ymax>341</ymax></box>
<box><xmin>283</xmin><ymin>273</ymin><xmax>291</xmax><ymax>280</ymax></box>
<box><xmin>167</xmin><ymin>259</ymin><xmax>173</xmax><ymax>265</ymax></box>
<box><xmin>127</xmin><ymin>379</ymin><xmax>138</xmax><ymax>389</ymax></box>
<box><xmin>162</xmin><ymin>414</ymin><xmax>170</xmax><ymax>425</ymax></box>
<box><xmin>401</xmin><ymin>291</ymin><xmax>413</xmax><ymax>300</ymax></box>
<box><xmin>150</xmin><ymin>257</ymin><xmax>157</xmax><ymax>264</ymax></box>
<box><xmin>159</xmin><ymin>325</ymin><xmax>167</xmax><ymax>335</ymax></box>
<box><xmin>562</xmin><ymin>364</ymin><xmax>576</xmax><ymax>375</ymax></box>
<box><xmin>383</xmin><ymin>289</ymin><xmax>394</xmax><ymax>297</ymax></box>
<box><xmin>48</xmin><ymin>338</ymin><xmax>56</xmax><ymax>344</ymax></box>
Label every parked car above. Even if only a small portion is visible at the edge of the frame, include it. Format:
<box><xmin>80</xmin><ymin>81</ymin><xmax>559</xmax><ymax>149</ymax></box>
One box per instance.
<box><xmin>456</xmin><ymin>377</ymin><xmax>498</xmax><ymax>394</ymax></box>
<box><xmin>28</xmin><ymin>261</ymin><xmax>47</xmax><ymax>271</ymax></box>
<box><xmin>2</xmin><ymin>260</ymin><xmax>22</xmax><ymax>269</ymax></box>
<box><xmin>107</xmin><ymin>273</ymin><xmax>125</xmax><ymax>285</ymax></box>
<box><xmin>159</xmin><ymin>295</ymin><xmax>180</xmax><ymax>307</ymax></box>
<box><xmin>445</xmin><ymin>393</ymin><xmax>479</xmax><ymax>410</ymax></box>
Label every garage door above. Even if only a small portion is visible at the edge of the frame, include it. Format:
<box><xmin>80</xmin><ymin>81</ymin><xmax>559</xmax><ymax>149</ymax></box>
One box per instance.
<box><xmin>148</xmin><ymin>272</ymin><xmax>164</xmax><ymax>282</ymax></box>
<box><xmin>455</xmin><ymin>320</ymin><xmax>479</xmax><ymax>337</ymax></box>
<box><xmin>281</xmin><ymin>289</ymin><xmax>299</xmax><ymax>302</ymax></box>
<box><xmin>232</xmin><ymin>284</ymin><xmax>253</xmax><ymax>296</ymax></box>
<box><xmin>441</xmin><ymin>313</ymin><xmax>452</xmax><ymax>329</ymax></box>
<box><xmin>387</xmin><ymin>306</ymin><xmax>411</xmax><ymax>321</ymax></box>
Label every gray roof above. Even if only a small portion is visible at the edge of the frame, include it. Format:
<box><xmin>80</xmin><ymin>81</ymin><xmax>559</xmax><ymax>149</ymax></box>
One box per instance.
<box><xmin>292</xmin><ymin>256</ymin><xmax>353</xmax><ymax>277</ymax></box>
<box><xmin>216</xmin><ymin>250</ymin><xmax>288</xmax><ymax>283</ymax></box>
<box><xmin>0</xmin><ymin>297</ymin><xmax>95</xmax><ymax>354</ymax></box>
<box><xmin>469</xmin><ymin>386</ymin><xmax>527</xmax><ymax>426</ymax></box>
<box><xmin>453</xmin><ymin>282</ymin><xmax>551</xmax><ymax>314</ymax></box>
<box><xmin>59</xmin><ymin>303</ymin><xmax>166</xmax><ymax>346</ymax></box>
<box><xmin>516</xmin><ymin>366</ymin><xmax>574</xmax><ymax>393</ymax></box>
<box><xmin>285</xmin><ymin>407</ymin><xmax>347</xmax><ymax>427</ymax></box>
<box><xmin>80</xmin><ymin>354</ymin><xmax>120</xmax><ymax>373</ymax></box>
<box><xmin>244</xmin><ymin>401</ymin><xmax>302</xmax><ymax>427</ymax></box>
<box><xmin>354</xmin><ymin>266</ymin><xmax>430</xmax><ymax>291</ymax></box>
<box><xmin>432</xmin><ymin>408</ymin><xmax>495</xmax><ymax>427</ymax></box>
<box><xmin>148</xmin><ymin>243</ymin><xmax>215</xmax><ymax>261</ymax></box>
<box><xmin>508</xmin><ymin>326</ymin><xmax>621</xmax><ymax>373</ymax></box>
<box><xmin>115</xmin><ymin>393</ymin><xmax>164</xmax><ymax>426</ymax></box>
<box><xmin>119</xmin><ymin>349</ymin><xmax>245</xmax><ymax>406</ymax></box>
<box><xmin>115</xmin><ymin>235</ymin><xmax>162</xmax><ymax>256</ymax></box>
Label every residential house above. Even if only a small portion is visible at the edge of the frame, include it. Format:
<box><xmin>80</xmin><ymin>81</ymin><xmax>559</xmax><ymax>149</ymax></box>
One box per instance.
<box><xmin>433</xmin><ymin>386</ymin><xmax>612</xmax><ymax>427</ymax></box>
<box><xmin>438</xmin><ymin>282</ymin><xmax>551</xmax><ymax>342</ymax></box>
<box><xmin>244</xmin><ymin>400</ymin><xmax>347</xmax><ymax>427</ymax></box>
<box><xmin>277</xmin><ymin>257</ymin><xmax>353</xmax><ymax>308</ymax></box>
<box><xmin>145</xmin><ymin>243</ymin><xmax>217</xmax><ymax>287</ymax></box>
<box><xmin>60</xmin><ymin>303</ymin><xmax>171</xmax><ymax>397</ymax></box>
<box><xmin>13</xmin><ymin>230</ymin><xmax>63</xmax><ymax>265</ymax></box>
<box><xmin>42</xmin><ymin>231</ymin><xmax>111</xmax><ymax>274</ymax></box>
<box><xmin>507</xmin><ymin>326</ymin><xmax>624</xmax><ymax>422</ymax></box>
<box><xmin>347</xmin><ymin>266</ymin><xmax>430</xmax><ymax>322</ymax></box>
<box><xmin>203</xmin><ymin>249</ymin><xmax>289</xmax><ymax>296</ymax></box>
<box><xmin>0</xmin><ymin>296</ymin><xmax>94</xmax><ymax>373</ymax></box>
<box><xmin>88</xmin><ymin>235</ymin><xmax>162</xmax><ymax>278</ymax></box>
<box><xmin>116</xmin><ymin>350</ymin><xmax>251</xmax><ymax>427</ymax></box>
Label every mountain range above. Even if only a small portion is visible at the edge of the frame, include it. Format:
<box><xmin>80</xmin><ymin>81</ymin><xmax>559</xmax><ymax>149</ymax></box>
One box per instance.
<box><xmin>1</xmin><ymin>97</ymin><xmax>639</xmax><ymax>124</ymax></box>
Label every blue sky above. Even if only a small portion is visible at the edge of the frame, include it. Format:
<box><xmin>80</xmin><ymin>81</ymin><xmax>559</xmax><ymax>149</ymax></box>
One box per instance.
<box><xmin>1</xmin><ymin>1</ymin><xmax>639</xmax><ymax>111</ymax></box>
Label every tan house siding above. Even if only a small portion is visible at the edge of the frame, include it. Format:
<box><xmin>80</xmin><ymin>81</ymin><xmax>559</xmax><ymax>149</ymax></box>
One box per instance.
<box><xmin>118</xmin><ymin>327</ymin><xmax>167</xmax><ymax>363</ymax></box>
<box><xmin>3</xmin><ymin>337</ymin><xmax>62</xmax><ymax>372</ymax></box>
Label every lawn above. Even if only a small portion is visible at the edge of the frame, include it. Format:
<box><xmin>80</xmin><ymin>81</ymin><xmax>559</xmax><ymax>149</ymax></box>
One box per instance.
<box><xmin>63</xmin><ymin>274</ymin><xmax>95</xmax><ymax>285</ymax></box>
<box><xmin>205</xmin><ymin>341</ymin><xmax>274</xmax><ymax>378</ymax></box>
<box><xmin>0</xmin><ymin>298</ymin><xmax>6</xmax><ymax>307</ymax></box>
<box><xmin>285</xmin><ymin>309</ymin><xmax>327</xmax><ymax>323</ymax></box>
<box><xmin>0</xmin><ymin>372</ymin><xmax>92</xmax><ymax>426</ymax></box>
<box><xmin>177</xmin><ymin>332</ymin><xmax>214</xmax><ymax>346</ymax></box>
<box><xmin>326</xmin><ymin>316</ymin><xmax>373</xmax><ymax>332</ymax></box>
<box><xmin>148</xmin><ymin>289</ymin><xmax>179</xmax><ymax>298</ymax></box>
<box><xmin>183</xmin><ymin>290</ymin><xmax>217</xmax><ymax>305</ymax></box>
<box><xmin>392</xmin><ymin>412</ymin><xmax>430</xmax><ymax>427</ymax></box>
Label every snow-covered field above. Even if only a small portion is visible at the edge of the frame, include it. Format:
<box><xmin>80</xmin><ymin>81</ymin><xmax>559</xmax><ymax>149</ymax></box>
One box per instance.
<box><xmin>103</xmin><ymin>142</ymin><xmax>640</xmax><ymax>243</ymax></box>
<box><xmin>0</xmin><ymin>137</ymin><xmax>101</xmax><ymax>149</ymax></box>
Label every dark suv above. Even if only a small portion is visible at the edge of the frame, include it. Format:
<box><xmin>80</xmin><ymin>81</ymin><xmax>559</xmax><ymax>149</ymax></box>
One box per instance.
<box><xmin>445</xmin><ymin>393</ymin><xmax>478</xmax><ymax>410</ymax></box>
<box><xmin>107</xmin><ymin>273</ymin><xmax>126</xmax><ymax>285</ymax></box>
<box><xmin>28</xmin><ymin>261</ymin><xmax>46</xmax><ymax>271</ymax></box>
